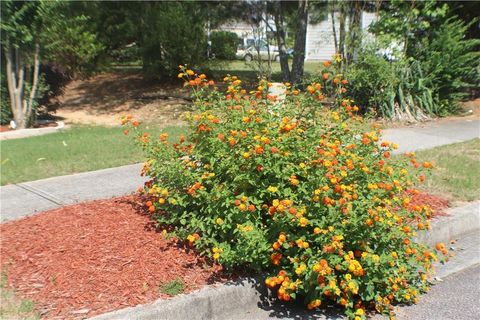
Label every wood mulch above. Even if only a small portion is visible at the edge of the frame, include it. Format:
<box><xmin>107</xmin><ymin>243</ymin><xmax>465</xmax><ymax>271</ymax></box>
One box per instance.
<box><xmin>0</xmin><ymin>125</ymin><xmax>12</xmax><ymax>132</ymax></box>
<box><xmin>0</xmin><ymin>196</ymin><xmax>225</xmax><ymax>320</ymax></box>
<box><xmin>408</xmin><ymin>190</ymin><xmax>450</xmax><ymax>217</ymax></box>
<box><xmin>0</xmin><ymin>192</ymin><xmax>450</xmax><ymax>319</ymax></box>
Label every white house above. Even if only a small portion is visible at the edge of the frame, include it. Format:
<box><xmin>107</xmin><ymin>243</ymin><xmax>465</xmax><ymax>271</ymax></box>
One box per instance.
<box><xmin>217</xmin><ymin>11</ymin><xmax>377</xmax><ymax>61</ymax></box>
<box><xmin>305</xmin><ymin>11</ymin><xmax>377</xmax><ymax>61</ymax></box>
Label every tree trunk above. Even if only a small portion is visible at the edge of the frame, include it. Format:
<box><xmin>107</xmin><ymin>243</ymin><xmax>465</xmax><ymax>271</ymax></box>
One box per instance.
<box><xmin>291</xmin><ymin>0</ymin><xmax>308</xmax><ymax>84</ymax></box>
<box><xmin>25</xmin><ymin>43</ymin><xmax>41</xmax><ymax>127</ymax></box>
<box><xmin>331</xmin><ymin>2</ymin><xmax>338</xmax><ymax>54</ymax></box>
<box><xmin>5</xmin><ymin>41</ymin><xmax>24</xmax><ymax>128</ymax></box>
<box><xmin>273</xmin><ymin>1</ymin><xmax>291</xmax><ymax>82</ymax></box>
<box><xmin>264</xmin><ymin>1</ymin><xmax>272</xmax><ymax>76</ymax></box>
<box><xmin>338</xmin><ymin>3</ymin><xmax>346</xmax><ymax>64</ymax></box>
<box><xmin>353</xmin><ymin>1</ymin><xmax>362</xmax><ymax>61</ymax></box>
<box><xmin>5</xmin><ymin>40</ymin><xmax>17</xmax><ymax>116</ymax></box>
<box><xmin>4</xmin><ymin>37</ymin><xmax>40</xmax><ymax>129</ymax></box>
<box><xmin>346</xmin><ymin>1</ymin><xmax>362</xmax><ymax>65</ymax></box>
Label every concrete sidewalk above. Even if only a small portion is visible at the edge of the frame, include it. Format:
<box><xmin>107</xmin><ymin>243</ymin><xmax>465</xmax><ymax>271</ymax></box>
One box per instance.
<box><xmin>0</xmin><ymin>164</ymin><xmax>146</xmax><ymax>222</ymax></box>
<box><xmin>1</xmin><ymin>118</ymin><xmax>479</xmax><ymax>222</ymax></box>
<box><xmin>0</xmin><ymin>121</ymin><xmax>65</xmax><ymax>140</ymax></box>
<box><xmin>382</xmin><ymin>118</ymin><xmax>479</xmax><ymax>154</ymax></box>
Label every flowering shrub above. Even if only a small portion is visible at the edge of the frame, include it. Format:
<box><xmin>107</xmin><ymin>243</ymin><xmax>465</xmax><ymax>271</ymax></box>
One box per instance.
<box><xmin>123</xmin><ymin>65</ymin><xmax>446</xmax><ymax>319</ymax></box>
<box><xmin>308</xmin><ymin>56</ymin><xmax>350</xmax><ymax>101</ymax></box>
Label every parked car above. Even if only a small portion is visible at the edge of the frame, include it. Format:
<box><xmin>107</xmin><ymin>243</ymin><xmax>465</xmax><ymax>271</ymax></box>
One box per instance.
<box><xmin>236</xmin><ymin>40</ymin><xmax>280</xmax><ymax>62</ymax></box>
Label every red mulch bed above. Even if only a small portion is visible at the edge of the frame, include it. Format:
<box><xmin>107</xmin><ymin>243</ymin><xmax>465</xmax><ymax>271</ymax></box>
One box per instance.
<box><xmin>0</xmin><ymin>196</ymin><xmax>225</xmax><ymax>320</ymax></box>
<box><xmin>409</xmin><ymin>191</ymin><xmax>450</xmax><ymax>217</ymax></box>
<box><xmin>0</xmin><ymin>125</ymin><xmax>12</xmax><ymax>132</ymax></box>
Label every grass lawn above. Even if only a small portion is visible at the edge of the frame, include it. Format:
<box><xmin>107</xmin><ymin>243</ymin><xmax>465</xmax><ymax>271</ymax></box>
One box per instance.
<box><xmin>208</xmin><ymin>60</ymin><xmax>322</xmax><ymax>82</ymax></box>
<box><xmin>413</xmin><ymin>138</ymin><xmax>480</xmax><ymax>201</ymax></box>
<box><xmin>0</xmin><ymin>125</ymin><xmax>185</xmax><ymax>185</ymax></box>
<box><xmin>111</xmin><ymin>60</ymin><xmax>323</xmax><ymax>82</ymax></box>
<box><xmin>0</xmin><ymin>288</ymin><xmax>39</xmax><ymax>320</ymax></box>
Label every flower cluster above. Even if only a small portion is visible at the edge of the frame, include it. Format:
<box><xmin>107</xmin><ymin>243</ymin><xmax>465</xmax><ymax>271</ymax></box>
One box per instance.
<box><xmin>307</xmin><ymin>56</ymin><xmax>350</xmax><ymax>100</ymax></box>
<box><xmin>123</xmin><ymin>64</ymin><xmax>446</xmax><ymax>319</ymax></box>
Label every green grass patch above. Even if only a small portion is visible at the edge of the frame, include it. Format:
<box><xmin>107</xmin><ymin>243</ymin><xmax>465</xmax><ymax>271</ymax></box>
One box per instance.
<box><xmin>1</xmin><ymin>125</ymin><xmax>186</xmax><ymax>185</ymax></box>
<box><xmin>414</xmin><ymin>138</ymin><xmax>480</xmax><ymax>201</ymax></box>
<box><xmin>158</xmin><ymin>277</ymin><xmax>185</xmax><ymax>296</ymax></box>
<box><xmin>208</xmin><ymin>60</ymin><xmax>322</xmax><ymax>82</ymax></box>
<box><xmin>0</xmin><ymin>269</ymin><xmax>40</xmax><ymax>320</ymax></box>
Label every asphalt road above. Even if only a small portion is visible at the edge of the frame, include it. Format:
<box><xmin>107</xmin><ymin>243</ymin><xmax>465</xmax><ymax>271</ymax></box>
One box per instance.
<box><xmin>226</xmin><ymin>264</ymin><xmax>480</xmax><ymax>320</ymax></box>
<box><xmin>394</xmin><ymin>264</ymin><xmax>480</xmax><ymax>320</ymax></box>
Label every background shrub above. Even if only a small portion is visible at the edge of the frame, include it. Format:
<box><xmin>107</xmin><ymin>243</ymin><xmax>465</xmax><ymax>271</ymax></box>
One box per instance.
<box><xmin>346</xmin><ymin>54</ymin><xmax>439</xmax><ymax>120</ymax></box>
<box><xmin>109</xmin><ymin>44</ymin><xmax>140</xmax><ymax>65</ymax></box>
<box><xmin>366</xmin><ymin>3</ymin><xmax>480</xmax><ymax>119</ymax></box>
<box><xmin>141</xmin><ymin>2</ymin><xmax>207</xmax><ymax>79</ymax></box>
<box><xmin>38</xmin><ymin>63</ymin><xmax>72</xmax><ymax>108</ymax></box>
<box><xmin>210</xmin><ymin>31</ymin><xmax>239</xmax><ymax>60</ymax></box>
<box><xmin>414</xmin><ymin>16</ymin><xmax>480</xmax><ymax>110</ymax></box>
<box><xmin>342</xmin><ymin>51</ymin><xmax>398</xmax><ymax>116</ymax></box>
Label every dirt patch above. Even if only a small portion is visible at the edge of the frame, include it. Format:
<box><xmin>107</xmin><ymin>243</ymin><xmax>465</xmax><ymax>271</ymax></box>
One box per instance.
<box><xmin>0</xmin><ymin>196</ymin><xmax>225</xmax><ymax>320</ymax></box>
<box><xmin>53</xmin><ymin>72</ymin><xmax>480</xmax><ymax>129</ymax></box>
<box><xmin>52</xmin><ymin>71</ymin><xmax>192</xmax><ymax>127</ymax></box>
<box><xmin>375</xmin><ymin>98</ymin><xmax>480</xmax><ymax>129</ymax></box>
<box><xmin>461</xmin><ymin>98</ymin><xmax>480</xmax><ymax>116</ymax></box>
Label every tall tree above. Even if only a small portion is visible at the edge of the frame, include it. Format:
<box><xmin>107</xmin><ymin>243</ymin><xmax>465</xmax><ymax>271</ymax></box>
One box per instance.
<box><xmin>328</xmin><ymin>0</ymin><xmax>367</xmax><ymax>67</ymax></box>
<box><xmin>1</xmin><ymin>0</ymin><xmax>42</xmax><ymax>129</ymax></box>
<box><xmin>330</xmin><ymin>1</ymin><xmax>338</xmax><ymax>53</ymax></box>
<box><xmin>40</xmin><ymin>1</ymin><xmax>104</xmax><ymax>77</ymax></box>
<box><xmin>1</xmin><ymin>0</ymin><xmax>104</xmax><ymax>128</ymax></box>
<box><xmin>273</xmin><ymin>1</ymin><xmax>290</xmax><ymax>82</ymax></box>
<box><xmin>346</xmin><ymin>0</ymin><xmax>363</xmax><ymax>65</ymax></box>
<box><xmin>139</xmin><ymin>2</ymin><xmax>209</xmax><ymax>79</ymax></box>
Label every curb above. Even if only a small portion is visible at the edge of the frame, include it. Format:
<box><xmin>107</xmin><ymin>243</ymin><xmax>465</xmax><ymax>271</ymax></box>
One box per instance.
<box><xmin>90</xmin><ymin>278</ymin><xmax>267</xmax><ymax>320</ymax></box>
<box><xmin>415</xmin><ymin>201</ymin><xmax>480</xmax><ymax>246</ymax></box>
<box><xmin>0</xmin><ymin>121</ymin><xmax>65</xmax><ymax>140</ymax></box>
<box><xmin>89</xmin><ymin>202</ymin><xmax>480</xmax><ymax>320</ymax></box>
